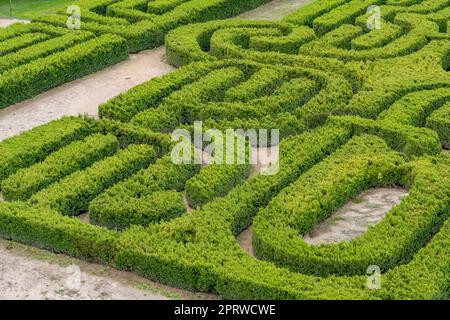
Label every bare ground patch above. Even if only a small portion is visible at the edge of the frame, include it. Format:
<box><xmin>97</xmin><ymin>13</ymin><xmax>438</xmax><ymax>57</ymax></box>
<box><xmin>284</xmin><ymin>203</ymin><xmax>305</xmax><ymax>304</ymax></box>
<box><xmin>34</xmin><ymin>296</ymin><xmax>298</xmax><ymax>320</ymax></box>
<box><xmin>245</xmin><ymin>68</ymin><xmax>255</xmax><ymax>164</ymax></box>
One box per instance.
<box><xmin>238</xmin><ymin>0</ymin><xmax>313</xmax><ymax>21</ymax></box>
<box><xmin>0</xmin><ymin>18</ymin><xmax>29</xmax><ymax>28</ymax></box>
<box><xmin>304</xmin><ymin>188</ymin><xmax>408</xmax><ymax>244</ymax></box>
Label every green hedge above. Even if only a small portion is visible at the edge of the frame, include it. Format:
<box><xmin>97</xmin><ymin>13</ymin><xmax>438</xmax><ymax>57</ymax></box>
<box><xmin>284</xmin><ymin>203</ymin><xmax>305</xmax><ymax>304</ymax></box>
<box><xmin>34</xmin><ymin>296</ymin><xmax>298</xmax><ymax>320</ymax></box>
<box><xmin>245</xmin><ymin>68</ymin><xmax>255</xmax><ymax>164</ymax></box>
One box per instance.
<box><xmin>0</xmin><ymin>0</ymin><xmax>448</xmax><ymax>300</ymax></box>
<box><xmin>426</xmin><ymin>103</ymin><xmax>450</xmax><ymax>149</ymax></box>
<box><xmin>99</xmin><ymin>61</ymin><xmax>214</xmax><ymax>122</ymax></box>
<box><xmin>351</xmin><ymin>22</ymin><xmax>402</xmax><ymax>50</ymax></box>
<box><xmin>283</xmin><ymin>0</ymin><xmax>350</xmax><ymax>27</ymax></box>
<box><xmin>96</xmin><ymin>118</ymin><xmax>172</xmax><ymax>156</ymax></box>
<box><xmin>114</xmin><ymin>125</ymin><xmax>353</xmax><ymax>289</ymax></box>
<box><xmin>327</xmin><ymin>115</ymin><xmax>442</xmax><ymax>158</ymax></box>
<box><xmin>130</xmin><ymin>66</ymin><xmax>246</xmax><ymax>131</ymax></box>
<box><xmin>89</xmin><ymin>155</ymin><xmax>200</xmax><ymax>229</ymax></box>
<box><xmin>1</xmin><ymin>134</ymin><xmax>119</xmax><ymax>201</ymax></box>
<box><xmin>100</xmin><ymin>59</ymin><xmax>352</xmax><ymax>135</ymax></box>
<box><xmin>377</xmin><ymin>87</ymin><xmax>450</xmax><ymax>126</ymax></box>
<box><xmin>0</xmin><ymin>202</ymin><xmax>117</xmax><ymax>264</ymax></box>
<box><xmin>148</xmin><ymin>0</ymin><xmax>191</xmax><ymax>15</ymax></box>
<box><xmin>36</xmin><ymin>0</ymin><xmax>271</xmax><ymax>52</ymax></box>
<box><xmin>253</xmin><ymin>135</ymin><xmax>450</xmax><ymax>276</ymax></box>
<box><xmin>3</xmin><ymin>125</ymin><xmax>448</xmax><ymax>299</ymax></box>
<box><xmin>0</xmin><ymin>32</ymin><xmax>94</xmax><ymax>74</ymax></box>
<box><xmin>0</xmin><ymin>32</ymin><xmax>50</xmax><ymax>55</ymax></box>
<box><xmin>311</xmin><ymin>0</ymin><xmax>384</xmax><ymax>35</ymax></box>
<box><xmin>0</xmin><ymin>117</ymin><xmax>97</xmax><ymax>183</ymax></box>
<box><xmin>29</xmin><ymin>144</ymin><xmax>156</xmax><ymax>216</ymax></box>
<box><xmin>380</xmin><ymin>207</ymin><xmax>450</xmax><ymax>300</ymax></box>
<box><xmin>299</xmin><ymin>13</ymin><xmax>435</xmax><ymax>61</ymax></box>
<box><xmin>186</xmin><ymin>161</ymin><xmax>252</xmax><ymax>208</ymax></box>
<box><xmin>164</xmin><ymin>19</ymin><xmax>352</xmax><ymax>82</ymax></box>
<box><xmin>0</xmin><ymin>32</ymin><xmax>128</xmax><ymax>109</ymax></box>
<box><xmin>426</xmin><ymin>102</ymin><xmax>450</xmax><ymax>149</ymax></box>
<box><xmin>91</xmin><ymin>189</ymin><xmax>186</xmax><ymax>230</ymax></box>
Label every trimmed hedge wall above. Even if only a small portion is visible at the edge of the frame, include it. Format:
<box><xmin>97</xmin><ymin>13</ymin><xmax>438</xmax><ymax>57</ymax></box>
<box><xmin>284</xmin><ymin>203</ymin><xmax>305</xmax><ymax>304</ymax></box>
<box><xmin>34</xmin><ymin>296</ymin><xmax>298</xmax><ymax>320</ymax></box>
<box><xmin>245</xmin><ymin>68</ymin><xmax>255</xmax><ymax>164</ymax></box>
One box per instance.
<box><xmin>426</xmin><ymin>102</ymin><xmax>450</xmax><ymax>149</ymax></box>
<box><xmin>164</xmin><ymin>19</ymin><xmax>351</xmax><ymax>81</ymax></box>
<box><xmin>99</xmin><ymin>59</ymin><xmax>353</xmax><ymax>136</ymax></box>
<box><xmin>0</xmin><ymin>23</ymin><xmax>129</xmax><ymax>109</ymax></box>
<box><xmin>0</xmin><ymin>0</ymin><xmax>273</xmax><ymax>109</ymax></box>
<box><xmin>186</xmin><ymin>161</ymin><xmax>252</xmax><ymax>208</ymax></box>
<box><xmin>36</xmin><ymin>0</ymin><xmax>272</xmax><ymax>52</ymax></box>
<box><xmin>0</xmin><ymin>33</ymin><xmax>128</xmax><ymax>109</ymax></box>
<box><xmin>254</xmin><ymin>135</ymin><xmax>450</xmax><ymax>276</ymax></box>
<box><xmin>92</xmin><ymin>189</ymin><xmax>186</xmax><ymax>230</ymax></box>
<box><xmin>1</xmin><ymin>134</ymin><xmax>119</xmax><ymax>201</ymax></box>
<box><xmin>29</xmin><ymin>144</ymin><xmax>156</xmax><ymax>216</ymax></box>
<box><xmin>89</xmin><ymin>155</ymin><xmax>200</xmax><ymax>229</ymax></box>
<box><xmin>0</xmin><ymin>202</ymin><xmax>117</xmax><ymax>264</ymax></box>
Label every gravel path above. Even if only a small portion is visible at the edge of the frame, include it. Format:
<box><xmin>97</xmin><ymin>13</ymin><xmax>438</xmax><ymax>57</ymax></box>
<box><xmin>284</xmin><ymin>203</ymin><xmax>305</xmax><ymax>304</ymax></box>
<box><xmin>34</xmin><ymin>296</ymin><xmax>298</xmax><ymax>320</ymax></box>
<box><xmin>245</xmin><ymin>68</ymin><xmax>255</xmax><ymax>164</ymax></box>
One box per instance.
<box><xmin>0</xmin><ymin>239</ymin><xmax>165</xmax><ymax>300</ymax></box>
<box><xmin>0</xmin><ymin>239</ymin><xmax>217</xmax><ymax>300</ymax></box>
<box><xmin>238</xmin><ymin>0</ymin><xmax>312</xmax><ymax>20</ymax></box>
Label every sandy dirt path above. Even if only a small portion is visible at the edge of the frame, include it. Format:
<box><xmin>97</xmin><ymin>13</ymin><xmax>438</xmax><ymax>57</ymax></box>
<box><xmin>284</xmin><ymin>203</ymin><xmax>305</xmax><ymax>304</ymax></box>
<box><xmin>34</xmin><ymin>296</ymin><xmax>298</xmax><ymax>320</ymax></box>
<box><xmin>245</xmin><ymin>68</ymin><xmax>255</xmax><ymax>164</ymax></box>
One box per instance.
<box><xmin>0</xmin><ymin>47</ymin><xmax>174</xmax><ymax>141</ymax></box>
<box><xmin>0</xmin><ymin>239</ymin><xmax>217</xmax><ymax>300</ymax></box>
<box><xmin>304</xmin><ymin>188</ymin><xmax>409</xmax><ymax>244</ymax></box>
<box><xmin>238</xmin><ymin>0</ymin><xmax>313</xmax><ymax>20</ymax></box>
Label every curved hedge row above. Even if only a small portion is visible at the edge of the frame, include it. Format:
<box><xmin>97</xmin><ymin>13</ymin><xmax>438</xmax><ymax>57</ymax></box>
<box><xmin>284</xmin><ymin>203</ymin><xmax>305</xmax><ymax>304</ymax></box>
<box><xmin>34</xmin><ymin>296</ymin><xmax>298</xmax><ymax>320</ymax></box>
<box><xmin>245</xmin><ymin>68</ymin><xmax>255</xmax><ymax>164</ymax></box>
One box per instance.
<box><xmin>164</xmin><ymin>19</ymin><xmax>350</xmax><ymax>79</ymax></box>
<box><xmin>254</xmin><ymin>135</ymin><xmax>450</xmax><ymax>276</ymax></box>
<box><xmin>426</xmin><ymin>102</ymin><xmax>450</xmax><ymax>149</ymax></box>
<box><xmin>35</xmin><ymin>0</ymin><xmax>271</xmax><ymax>52</ymax></box>
<box><xmin>0</xmin><ymin>201</ymin><xmax>118</xmax><ymax>264</ymax></box>
<box><xmin>101</xmin><ymin>59</ymin><xmax>353</xmax><ymax>135</ymax></box>
<box><xmin>299</xmin><ymin>13</ymin><xmax>436</xmax><ymax>61</ymax></box>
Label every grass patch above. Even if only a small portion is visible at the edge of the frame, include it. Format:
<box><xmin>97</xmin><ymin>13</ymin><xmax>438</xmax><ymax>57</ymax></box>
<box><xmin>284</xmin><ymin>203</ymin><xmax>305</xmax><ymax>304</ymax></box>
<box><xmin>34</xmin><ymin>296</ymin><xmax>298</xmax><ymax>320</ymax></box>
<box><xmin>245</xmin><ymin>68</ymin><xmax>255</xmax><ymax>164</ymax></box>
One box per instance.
<box><xmin>0</xmin><ymin>0</ymin><xmax>75</xmax><ymax>19</ymax></box>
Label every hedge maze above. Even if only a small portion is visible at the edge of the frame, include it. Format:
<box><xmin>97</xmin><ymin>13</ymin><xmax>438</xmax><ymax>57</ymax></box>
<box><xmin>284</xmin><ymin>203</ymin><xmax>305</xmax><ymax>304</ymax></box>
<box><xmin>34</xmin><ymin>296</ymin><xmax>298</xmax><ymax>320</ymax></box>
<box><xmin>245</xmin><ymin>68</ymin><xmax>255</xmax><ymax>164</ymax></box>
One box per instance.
<box><xmin>0</xmin><ymin>0</ymin><xmax>449</xmax><ymax>299</ymax></box>
<box><xmin>36</xmin><ymin>0</ymin><xmax>272</xmax><ymax>52</ymax></box>
<box><xmin>0</xmin><ymin>0</ymin><xmax>269</xmax><ymax>108</ymax></box>
<box><xmin>0</xmin><ymin>22</ymin><xmax>128</xmax><ymax>108</ymax></box>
